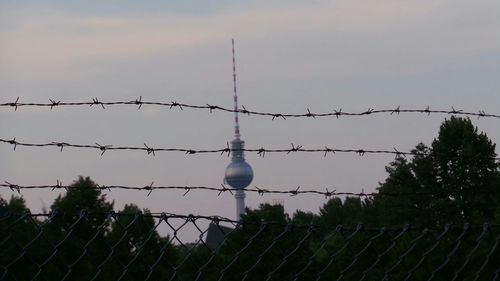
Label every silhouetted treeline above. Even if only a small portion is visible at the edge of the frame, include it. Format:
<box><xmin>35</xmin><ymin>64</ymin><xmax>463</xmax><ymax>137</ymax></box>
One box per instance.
<box><xmin>1</xmin><ymin>117</ymin><xmax>499</xmax><ymax>280</ymax></box>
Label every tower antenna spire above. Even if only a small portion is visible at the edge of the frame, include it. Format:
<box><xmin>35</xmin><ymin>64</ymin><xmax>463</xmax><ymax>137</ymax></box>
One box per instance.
<box><xmin>232</xmin><ymin>38</ymin><xmax>240</xmax><ymax>139</ymax></box>
<box><xmin>225</xmin><ymin>39</ymin><xmax>253</xmax><ymax>220</ymax></box>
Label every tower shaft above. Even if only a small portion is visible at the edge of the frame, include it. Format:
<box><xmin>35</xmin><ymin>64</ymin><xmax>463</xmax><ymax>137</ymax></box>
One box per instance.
<box><xmin>235</xmin><ymin>189</ymin><xmax>245</xmax><ymax>220</ymax></box>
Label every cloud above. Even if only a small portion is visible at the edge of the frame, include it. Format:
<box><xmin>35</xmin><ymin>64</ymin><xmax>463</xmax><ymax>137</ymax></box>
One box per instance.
<box><xmin>1</xmin><ymin>1</ymin><xmax>446</xmax><ymax>71</ymax></box>
<box><xmin>2</xmin><ymin>0</ymin><xmax>499</xmax><ymax>85</ymax></box>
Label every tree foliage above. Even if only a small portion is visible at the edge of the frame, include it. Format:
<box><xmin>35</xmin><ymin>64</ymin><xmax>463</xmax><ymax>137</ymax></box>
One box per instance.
<box><xmin>0</xmin><ymin>177</ymin><xmax>179</xmax><ymax>280</ymax></box>
<box><xmin>373</xmin><ymin>117</ymin><xmax>500</xmax><ymax>225</ymax></box>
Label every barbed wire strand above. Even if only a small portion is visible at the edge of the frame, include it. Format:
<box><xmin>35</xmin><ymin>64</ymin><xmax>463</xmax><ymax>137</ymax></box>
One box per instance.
<box><xmin>1</xmin><ymin>98</ymin><xmax>499</xmax><ymax>120</ymax></box>
<box><xmin>2</xmin><ymin>138</ymin><xmax>499</xmax><ymax>162</ymax></box>
<box><xmin>2</xmin><ymin>181</ymin><xmax>500</xmax><ymax>199</ymax></box>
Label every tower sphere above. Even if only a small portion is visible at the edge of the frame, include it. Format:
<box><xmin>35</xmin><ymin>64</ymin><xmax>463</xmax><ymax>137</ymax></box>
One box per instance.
<box><xmin>224</xmin><ymin>160</ymin><xmax>253</xmax><ymax>189</ymax></box>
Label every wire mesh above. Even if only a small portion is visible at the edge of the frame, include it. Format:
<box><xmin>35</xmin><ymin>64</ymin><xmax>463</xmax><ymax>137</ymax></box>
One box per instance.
<box><xmin>1</xmin><ymin>210</ymin><xmax>499</xmax><ymax>281</ymax></box>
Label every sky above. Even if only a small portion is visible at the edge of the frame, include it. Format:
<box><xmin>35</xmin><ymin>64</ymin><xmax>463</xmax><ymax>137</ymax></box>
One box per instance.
<box><xmin>1</xmin><ymin>0</ymin><xmax>500</xmax><ymax>240</ymax></box>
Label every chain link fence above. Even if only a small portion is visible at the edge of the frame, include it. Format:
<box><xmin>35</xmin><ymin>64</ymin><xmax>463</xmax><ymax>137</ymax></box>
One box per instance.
<box><xmin>2</xmin><ymin>209</ymin><xmax>500</xmax><ymax>281</ymax></box>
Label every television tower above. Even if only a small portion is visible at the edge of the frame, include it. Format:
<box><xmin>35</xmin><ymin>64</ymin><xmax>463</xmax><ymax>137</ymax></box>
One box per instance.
<box><xmin>224</xmin><ymin>39</ymin><xmax>254</xmax><ymax>220</ymax></box>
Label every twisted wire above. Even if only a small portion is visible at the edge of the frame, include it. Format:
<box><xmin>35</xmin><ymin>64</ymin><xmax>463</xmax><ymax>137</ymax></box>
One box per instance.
<box><xmin>2</xmin><ymin>98</ymin><xmax>499</xmax><ymax>120</ymax></box>
<box><xmin>0</xmin><ymin>137</ymin><xmax>425</xmax><ymax>158</ymax></box>
<box><xmin>2</xmin><ymin>138</ymin><xmax>498</xmax><ymax>163</ymax></box>
<box><xmin>3</xmin><ymin>181</ymin><xmax>500</xmax><ymax>200</ymax></box>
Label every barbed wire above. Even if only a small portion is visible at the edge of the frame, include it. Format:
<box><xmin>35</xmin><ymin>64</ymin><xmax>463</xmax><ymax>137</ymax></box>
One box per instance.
<box><xmin>1</xmin><ymin>209</ymin><xmax>500</xmax><ymax>280</ymax></box>
<box><xmin>1</xmin><ymin>97</ymin><xmax>499</xmax><ymax>120</ymax></box>
<box><xmin>3</xmin><ymin>181</ymin><xmax>500</xmax><ymax>199</ymax></box>
<box><xmin>2</xmin><ymin>138</ymin><xmax>499</xmax><ymax>161</ymax></box>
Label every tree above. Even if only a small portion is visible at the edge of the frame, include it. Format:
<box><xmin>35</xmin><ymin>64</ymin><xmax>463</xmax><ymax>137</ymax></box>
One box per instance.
<box><xmin>1</xmin><ymin>177</ymin><xmax>182</xmax><ymax>280</ymax></box>
<box><xmin>374</xmin><ymin>117</ymin><xmax>500</xmax><ymax>225</ymax></box>
<box><xmin>316</xmin><ymin>197</ymin><xmax>374</xmax><ymax>232</ymax></box>
<box><xmin>104</xmin><ymin>204</ymin><xmax>178</xmax><ymax>280</ymax></box>
<box><xmin>219</xmin><ymin>203</ymin><xmax>314</xmax><ymax>280</ymax></box>
<box><xmin>431</xmin><ymin>117</ymin><xmax>499</xmax><ymax>221</ymax></box>
<box><xmin>0</xmin><ymin>196</ymin><xmax>42</xmax><ymax>280</ymax></box>
<box><xmin>292</xmin><ymin>210</ymin><xmax>316</xmax><ymax>225</ymax></box>
<box><xmin>372</xmin><ymin>155</ymin><xmax>434</xmax><ymax>226</ymax></box>
<box><xmin>45</xmin><ymin>176</ymin><xmax>114</xmax><ymax>280</ymax></box>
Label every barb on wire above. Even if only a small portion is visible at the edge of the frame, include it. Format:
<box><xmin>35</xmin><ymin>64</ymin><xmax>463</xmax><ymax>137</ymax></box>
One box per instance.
<box><xmin>90</xmin><ymin>97</ymin><xmax>105</xmax><ymax>109</ymax></box>
<box><xmin>2</xmin><ymin>98</ymin><xmax>500</xmax><ymax>120</ymax></box>
<box><xmin>218</xmin><ymin>184</ymin><xmax>233</xmax><ymax>196</ymax></box>
<box><xmin>391</xmin><ymin>106</ymin><xmax>400</xmax><ymax>115</ymax></box>
<box><xmin>6</xmin><ymin>137</ymin><xmax>18</xmax><ymax>150</ymax></box>
<box><xmin>287</xmin><ymin>143</ymin><xmax>302</xmax><ymax>154</ymax></box>
<box><xmin>6</xmin><ymin>97</ymin><xmax>20</xmax><ymax>111</ymax></box>
<box><xmin>135</xmin><ymin>96</ymin><xmax>143</xmax><ymax>109</ymax></box>
<box><xmin>49</xmin><ymin>99</ymin><xmax>60</xmax><ymax>109</ymax></box>
<box><xmin>4</xmin><ymin>181</ymin><xmax>20</xmax><ymax>193</ymax></box>
<box><xmin>170</xmin><ymin>101</ymin><xmax>183</xmax><ymax>110</ymax></box>
<box><xmin>144</xmin><ymin>143</ymin><xmax>155</xmax><ymax>156</ymax></box>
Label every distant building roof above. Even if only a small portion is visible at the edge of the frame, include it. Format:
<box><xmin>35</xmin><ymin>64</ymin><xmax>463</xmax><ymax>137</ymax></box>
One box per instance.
<box><xmin>205</xmin><ymin>222</ymin><xmax>234</xmax><ymax>249</ymax></box>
